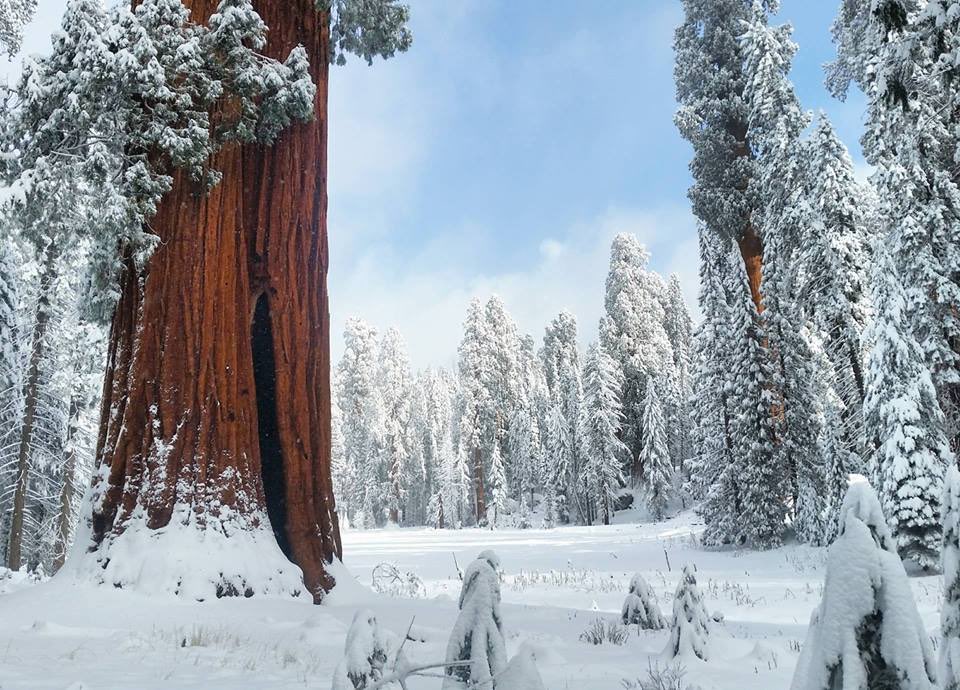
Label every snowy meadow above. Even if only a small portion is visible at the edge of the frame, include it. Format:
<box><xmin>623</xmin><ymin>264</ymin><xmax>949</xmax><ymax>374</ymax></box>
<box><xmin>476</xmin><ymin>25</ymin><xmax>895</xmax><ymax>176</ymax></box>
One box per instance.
<box><xmin>4</xmin><ymin>509</ymin><xmax>933</xmax><ymax>690</ymax></box>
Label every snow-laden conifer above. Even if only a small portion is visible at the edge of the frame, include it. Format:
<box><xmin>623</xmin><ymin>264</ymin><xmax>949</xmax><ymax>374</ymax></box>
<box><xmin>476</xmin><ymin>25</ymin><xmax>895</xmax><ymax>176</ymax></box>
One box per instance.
<box><xmin>942</xmin><ymin>465</ymin><xmax>960</xmax><ymax>690</ymax></box>
<box><xmin>337</xmin><ymin>319</ymin><xmax>384</xmax><ymax>528</ymax></box>
<box><xmin>377</xmin><ymin>328</ymin><xmax>415</xmax><ymax>525</ymax></box>
<box><xmin>687</xmin><ymin>232</ymin><xmax>736</xmax><ymax>515</ymax></box>
<box><xmin>488</xmin><ymin>440</ymin><xmax>507</xmax><ymax>528</ymax></box>
<box><xmin>580</xmin><ymin>337</ymin><xmax>627</xmax><ymax>525</ymax></box>
<box><xmin>665</xmin><ymin>565</ymin><xmax>710</xmax><ymax>661</ymax></box>
<box><xmin>331</xmin><ymin>609</ymin><xmax>403</xmax><ymax>690</ymax></box>
<box><xmin>863</xmin><ymin>243</ymin><xmax>950</xmax><ymax>569</ymax></box>
<box><xmin>542</xmin><ymin>311</ymin><xmax>583</xmax><ymax>522</ymax></box>
<box><xmin>725</xmin><ymin>246</ymin><xmax>784</xmax><ymax>548</ymax></box>
<box><xmin>621</xmin><ymin>573</ymin><xmax>665</xmax><ymax>630</ymax></box>
<box><xmin>662</xmin><ymin>274</ymin><xmax>695</xmax><ymax>471</ymax></box>
<box><xmin>443</xmin><ymin>550</ymin><xmax>507</xmax><ymax>690</ymax></box>
<box><xmin>639</xmin><ymin>376</ymin><xmax>672</xmax><ymax>521</ymax></box>
<box><xmin>791</xmin><ymin>481</ymin><xmax>936</xmax><ymax>690</ymax></box>
<box><xmin>0</xmin><ymin>0</ymin><xmax>34</xmax><ymax>54</ymax></box>
<box><xmin>602</xmin><ymin>234</ymin><xmax>673</xmax><ymax>474</ymax></box>
<box><xmin>829</xmin><ymin>0</ymin><xmax>960</xmax><ymax>450</ymax></box>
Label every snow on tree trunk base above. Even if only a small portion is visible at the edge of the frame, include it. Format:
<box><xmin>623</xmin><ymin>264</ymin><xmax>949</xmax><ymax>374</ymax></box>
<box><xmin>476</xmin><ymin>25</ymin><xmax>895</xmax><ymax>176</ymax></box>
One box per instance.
<box><xmin>62</xmin><ymin>502</ymin><xmax>306</xmax><ymax>600</ymax></box>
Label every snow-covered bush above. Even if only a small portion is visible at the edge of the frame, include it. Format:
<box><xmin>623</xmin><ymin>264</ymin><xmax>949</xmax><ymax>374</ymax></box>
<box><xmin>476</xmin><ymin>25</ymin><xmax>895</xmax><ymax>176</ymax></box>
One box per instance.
<box><xmin>790</xmin><ymin>483</ymin><xmax>937</xmax><ymax>690</ymax></box>
<box><xmin>331</xmin><ymin>609</ymin><xmax>404</xmax><ymax>690</ymax></box>
<box><xmin>621</xmin><ymin>572</ymin><xmax>666</xmax><ymax>630</ymax></box>
<box><xmin>942</xmin><ymin>465</ymin><xmax>960</xmax><ymax>690</ymax></box>
<box><xmin>579</xmin><ymin>617</ymin><xmax>629</xmax><ymax>646</ymax></box>
<box><xmin>623</xmin><ymin>661</ymin><xmax>695</xmax><ymax>690</ymax></box>
<box><xmin>443</xmin><ymin>550</ymin><xmax>507</xmax><ymax>689</ymax></box>
<box><xmin>371</xmin><ymin>563</ymin><xmax>426</xmax><ymax>599</ymax></box>
<box><xmin>665</xmin><ymin>565</ymin><xmax>709</xmax><ymax>661</ymax></box>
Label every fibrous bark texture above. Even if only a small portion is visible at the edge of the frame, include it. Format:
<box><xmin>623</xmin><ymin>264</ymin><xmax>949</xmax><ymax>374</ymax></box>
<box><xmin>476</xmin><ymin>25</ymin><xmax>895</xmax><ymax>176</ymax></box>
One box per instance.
<box><xmin>86</xmin><ymin>0</ymin><xmax>340</xmax><ymax>602</ymax></box>
<box><xmin>738</xmin><ymin>226</ymin><xmax>764</xmax><ymax>314</ymax></box>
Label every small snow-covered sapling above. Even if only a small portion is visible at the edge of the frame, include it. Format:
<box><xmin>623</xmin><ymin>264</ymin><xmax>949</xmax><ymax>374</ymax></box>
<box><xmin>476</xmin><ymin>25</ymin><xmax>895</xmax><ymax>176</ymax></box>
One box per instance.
<box><xmin>665</xmin><ymin>565</ymin><xmax>710</xmax><ymax>661</ymax></box>
<box><xmin>443</xmin><ymin>550</ymin><xmax>507</xmax><ymax>690</ymax></box>
<box><xmin>621</xmin><ymin>573</ymin><xmax>666</xmax><ymax>630</ymax></box>
<box><xmin>790</xmin><ymin>481</ymin><xmax>937</xmax><ymax>690</ymax></box>
<box><xmin>332</xmin><ymin>609</ymin><xmax>404</xmax><ymax>690</ymax></box>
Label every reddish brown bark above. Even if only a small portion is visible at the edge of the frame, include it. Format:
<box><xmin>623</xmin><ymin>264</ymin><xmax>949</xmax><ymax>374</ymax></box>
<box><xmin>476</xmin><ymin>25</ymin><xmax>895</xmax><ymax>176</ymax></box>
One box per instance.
<box><xmin>738</xmin><ymin>225</ymin><xmax>764</xmax><ymax>314</ymax></box>
<box><xmin>89</xmin><ymin>0</ymin><xmax>340</xmax><ymax>601</ymax></box>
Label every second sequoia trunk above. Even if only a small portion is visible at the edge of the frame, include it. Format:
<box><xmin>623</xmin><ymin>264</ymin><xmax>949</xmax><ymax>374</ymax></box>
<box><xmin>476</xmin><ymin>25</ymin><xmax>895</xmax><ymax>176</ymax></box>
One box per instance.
<box><xmin>82</xmin><ymin>0</ymin><xmax>340</xmax><ymax>602</ymax></box>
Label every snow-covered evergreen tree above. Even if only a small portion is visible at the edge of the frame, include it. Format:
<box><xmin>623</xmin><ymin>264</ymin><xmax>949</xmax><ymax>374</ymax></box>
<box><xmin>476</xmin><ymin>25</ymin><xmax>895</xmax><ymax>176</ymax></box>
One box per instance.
<box><xmin>510</xmin><ymin>334</ymin><xmax>546</xmax><ymax>514</ymax></box>
<box><xmin>458</xmin><ymin>298</ymin><xmax>494</xmax><ymax>526</ymax></box>
<box><xmin>488</xmin><ymin>439</ymin><xmax>507</xmax><ymax>528</ymax></box>
<box><xmin>579</xmin><ymin>338</ymin><xmax>627</xmax><ymax>525</ymax></box>
<box><xmin>377</xmin><ymin>328</ymin><xmax>415</xmax><ymax>525</ymax></box>
<box><xmin>621</xmin><ymin>573</ymin><xmax>665</xmax><ymax>630</ymax></box>
<box><xmin>742</xmin><ymin>4</ymin><xmax>826</xmax><ymax>549</ymax></box>
<box><xmin>0</xmin><ymin>0</ymin><xmax>34</xmax><ymax>54</ymax></box>
<box><xmin>942</xmin><ymin>465</ymin><xmax>960</xmax><ymax>690</ymax></box>
<box><xmin>331</xmin><ymin>609</ymin><xmax>402</xmax><ymax>690</ymax></box>
<box><xmin>542</xmin><ymin>311</ymin><xmax>584</xmax><ymax>523</ymax></box>
<box><xmin>829</xmin><ymin>0</ymin><xmax>960</xmax><ymax>453</ymax></box>
<box><xmin>337</xmin><ymin>318</ymin><xmax>384</xmax><ymax>528</ymax></box>
<box><xmin>662</xmin><ymin>274</ymin><xmax>695</xmax><ymax>471</ymax></box>
<box><xmin>863</xmin><ymin>242</ymin><xmax>951</xmax><ymax>569</ymax></box>
<box><xmin>603</xmin><ymin>233</ymin><xmax>673</xmax><ymax>477</ymax></box>
<box><xmin>799</xmin><ymin>116</ymin><xmax>871</xmax><ymax>468</ymax></box>
<box><xmin>443</xmin><ymin>550</ymin><xmax>507</xmax><ymax>690</ymax></box>
<box><xmin>665</xmin><ymin>565</ymin><xmax>710</xmax><ymax>661</ymax></box>
<box><xmin>726</xmin><ymin>246</ymin><xmax>784</xmax><ymax>548</ymax></box>
<box><xmin>542</xmin><ymin>402</ymin><xmax>570</xmax><ymax>527</ymax></box>
<box><xmin>639</xmin><ymin>376</ymin><xmax>672</xmax><ymax>521</ymax></box>
<box><xmin>691</xmin><ymin>233</ymin><xmax>741</xmax><ymax>544</ymax></box>
<box><xmin>791</xmin><ymin>481</ymin><xmax>937</xmax><ymax>690</ymax></box>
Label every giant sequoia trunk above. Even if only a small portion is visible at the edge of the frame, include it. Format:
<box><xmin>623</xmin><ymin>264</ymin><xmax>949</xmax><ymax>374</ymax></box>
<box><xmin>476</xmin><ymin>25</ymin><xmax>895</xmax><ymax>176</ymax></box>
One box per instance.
<box><xmin>85</xmin><ymin>0</ymin><xmax>340</xmax><ymax>601</ymax></box>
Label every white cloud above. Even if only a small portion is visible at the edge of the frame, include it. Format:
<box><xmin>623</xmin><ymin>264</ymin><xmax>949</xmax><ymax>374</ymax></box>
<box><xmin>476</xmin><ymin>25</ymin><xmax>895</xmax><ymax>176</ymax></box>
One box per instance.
<box><xmin>329</xmin><ymin>204</ymin><xmax>700</xmax><ymax>370</ymax></box>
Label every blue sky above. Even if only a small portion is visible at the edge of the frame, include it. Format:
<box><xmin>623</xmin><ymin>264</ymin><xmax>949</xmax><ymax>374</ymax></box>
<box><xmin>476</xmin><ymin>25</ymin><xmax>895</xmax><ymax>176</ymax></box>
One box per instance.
<box><xmin>6</xmin><ymin>1</ymin><xmax>869</xmax><ymax>368</ymax></box>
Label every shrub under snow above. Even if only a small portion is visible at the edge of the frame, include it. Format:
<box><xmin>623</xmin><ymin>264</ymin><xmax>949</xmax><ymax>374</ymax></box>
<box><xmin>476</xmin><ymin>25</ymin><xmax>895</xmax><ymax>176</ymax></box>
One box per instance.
<box><xmin>621</xmin><ymin>572</ymin><xmax>666</xmax><ymax>630</ymax></box>
<box><xmin>331</xmin><ymin>609</ymin><xmax>404</xmax><ymax>690</ymax></box>
<box><xmin>790</xmin><ymin>483</ymin><xmax>936</xmax><ymax>690</ymax></box>
<box><xmin>665</xmin><ymin>565</ymin><xmax>710</xmax><ymax>661</ymax></box>
<box><xmin>443</xmin><ymin>550</ymin><xmax>507</xmax><ymax>689</ymax></box>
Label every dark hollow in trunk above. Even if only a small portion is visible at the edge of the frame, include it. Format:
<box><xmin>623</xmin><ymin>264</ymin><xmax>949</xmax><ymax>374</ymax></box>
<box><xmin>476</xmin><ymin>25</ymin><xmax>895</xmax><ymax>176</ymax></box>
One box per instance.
<box><xmin>252</xmin><ymin>293</ymin><xmax>291</xmax><ymax>561</ymax></box>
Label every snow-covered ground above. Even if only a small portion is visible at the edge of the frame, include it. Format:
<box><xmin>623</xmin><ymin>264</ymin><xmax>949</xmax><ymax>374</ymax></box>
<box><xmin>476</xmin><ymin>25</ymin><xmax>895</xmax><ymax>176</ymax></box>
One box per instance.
<box><xmin>0</xmin><ymin>511</ymin><xmax>944</xmax><ymax>689</ymax></box>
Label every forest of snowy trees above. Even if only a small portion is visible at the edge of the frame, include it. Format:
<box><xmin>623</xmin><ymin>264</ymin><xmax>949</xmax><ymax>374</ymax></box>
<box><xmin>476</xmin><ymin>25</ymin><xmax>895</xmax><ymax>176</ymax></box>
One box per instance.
<box><xmin>676</xmin><ymin>0</ymin><xmax>960</xmax><ymax>567</ymax></box>
<box><xmin>0</xmin><ymin>0</ymin><xmax>957</xmax><ymax>631</ymax></box>
<box><xmin>331</xmin><ymin>235</ymin><xmax>695</xmax><ymax>530</ymax></box>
